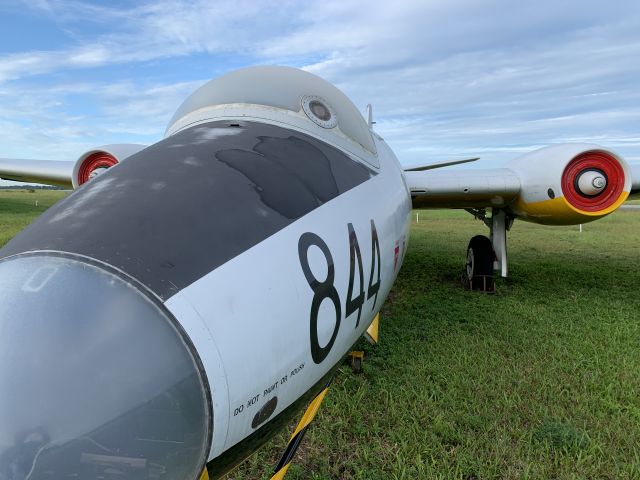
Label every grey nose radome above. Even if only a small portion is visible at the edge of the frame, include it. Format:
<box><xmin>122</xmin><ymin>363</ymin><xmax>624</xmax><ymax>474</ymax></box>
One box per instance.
<box><xmin>0</xmin><ymin>254</ymin><xmax>211</xmax><ymax>480</ymax></box>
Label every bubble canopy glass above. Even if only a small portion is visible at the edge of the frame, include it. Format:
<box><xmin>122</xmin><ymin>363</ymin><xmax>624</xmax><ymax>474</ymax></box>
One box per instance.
<box><xmin>0</xmin><ymin>254</ymin><xmax>211</xmax><ymax>480</ymax></box>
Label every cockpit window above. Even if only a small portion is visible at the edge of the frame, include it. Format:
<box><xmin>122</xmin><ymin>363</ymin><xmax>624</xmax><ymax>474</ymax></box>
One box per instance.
<box><xmin>166</xmin><ymin>66</ymin><xmax>376</xmax><ymax>156</ymax></box>
<box><xmin>302</xmin><ymin>96</ymin><xmax>338</xmax><ymax>129</ymax></box>
<box><xmin>310</xmin><ymin>100</ymin><xmax>331</xmax><ymax>121</ymax></box>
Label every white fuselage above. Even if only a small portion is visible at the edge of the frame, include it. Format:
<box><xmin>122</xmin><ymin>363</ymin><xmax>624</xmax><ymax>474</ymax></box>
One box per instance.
<box><xmin>0</xmin><ymin>66</ymin><xmax>414</xmax><ymax>480</ymax></box>
<box><xmin>167</xmin><ymin>131</ymin><xmax>412</xmax><ymax>461</ymax></box>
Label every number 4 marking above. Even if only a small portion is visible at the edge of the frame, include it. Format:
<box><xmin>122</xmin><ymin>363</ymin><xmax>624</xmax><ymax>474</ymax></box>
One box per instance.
<box><xmin>345</xmin><ymin>220</ymin><xmax>381</xmax><ymax>327</ymax></box>
<box><xmin>367</xmin><ymin>219</ymin><xmax>381</xmax><ymax>309</ymax></box>
<box><xmin>346</xmin><ymin>223</ymin><xmax>365</xmax><ymax>327</ymax></box>
<box><xmin>299</xmin><ymin>219</ymin><xmax>383</xmax><ymax>364</ymax></box>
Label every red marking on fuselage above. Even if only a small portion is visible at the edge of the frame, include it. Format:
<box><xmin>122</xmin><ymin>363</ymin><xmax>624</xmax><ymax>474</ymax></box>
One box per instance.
<box><xmin>394</xmin><ymin>241</ymin><xmax>400</xmax><ymax>271</ymax></box>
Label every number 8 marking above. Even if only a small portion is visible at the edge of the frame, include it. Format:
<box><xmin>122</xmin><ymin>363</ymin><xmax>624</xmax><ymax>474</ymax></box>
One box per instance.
<box><xmin>298</xmin><ymin>232</ymin><xmax>342</xmax><ymax>364</ymax></box>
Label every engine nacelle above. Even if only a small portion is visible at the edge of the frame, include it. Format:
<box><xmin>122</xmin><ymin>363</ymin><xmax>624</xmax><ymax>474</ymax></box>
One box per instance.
<box><xmin>507</xmin><ymin>144</ymin><xmax>631</xmax><ymax>225</ymax></box>
<box><xmin>72</xmin><ymin>144</ymin><xmax>147</xmax><ymax>188</ymax></box>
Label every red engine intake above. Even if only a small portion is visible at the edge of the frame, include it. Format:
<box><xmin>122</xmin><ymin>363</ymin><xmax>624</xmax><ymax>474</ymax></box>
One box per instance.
<box><xmin>76</xmin><ymin>151</ymin><xmax>118</xmax><ymax>186</ymax></box>
<box><xmin>72</xmin><ymin>144</ymin><xmax>148</xmax><ymax>189</ymax></box>
<box><xmin>561</xmin><ymin>151</ymin><xmax>626</xmax><ymax>212</ymax></box>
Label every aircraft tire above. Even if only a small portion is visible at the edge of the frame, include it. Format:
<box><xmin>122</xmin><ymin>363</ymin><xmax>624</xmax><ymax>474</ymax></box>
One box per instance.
<box><xmin>466</xmin><ymin>235</ymin><xmax>495</xmax><ymax>291</ymax></box>
<box><xmin>351</xmin><ymin>356</ymin><xmax>362</xmax><ymax>373</ymax></box>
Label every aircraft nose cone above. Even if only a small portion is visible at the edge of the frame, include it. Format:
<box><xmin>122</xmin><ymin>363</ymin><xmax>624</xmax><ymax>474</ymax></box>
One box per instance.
<box><xmin>576</xmin><ymin>169</ymin><xmax>607</xmax><ymax>196</ymax></box>
<box><xmin>0</xmin><ymin>254</ymin><xmax>211</xmax><ymax>480</ymax></box>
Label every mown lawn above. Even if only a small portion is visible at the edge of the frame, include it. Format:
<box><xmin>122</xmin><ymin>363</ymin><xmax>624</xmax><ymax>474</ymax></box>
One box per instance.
<box><xmin>0</xmin><ymin>189</ymin><xmax>68</xmax><ymax>247</ymax></box>
<box><xmin>1</xmin><ymin>190</ymin><xmax>638</xmax><ymax>479</ymax></box>
<box><xmin>226</xmin><ymin>208</ymin><xmax>640</xmax><ymax>480</ymax></box>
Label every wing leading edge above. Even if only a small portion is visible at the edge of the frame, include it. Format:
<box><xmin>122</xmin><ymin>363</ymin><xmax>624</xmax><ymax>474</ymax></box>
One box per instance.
<box><xmin>0</xmin><ymin>158</ymin><xmax>74</xmax><ymax>188</ymax></box>
<box><xmin>631</xmin><ymin>163</ymin><xmax>640</xmax><ymax>198</ymax></box>
<box><xmin>407</xmin><ymin>168</ymin><xmax>521</xmax><ymax>209</ymax></box>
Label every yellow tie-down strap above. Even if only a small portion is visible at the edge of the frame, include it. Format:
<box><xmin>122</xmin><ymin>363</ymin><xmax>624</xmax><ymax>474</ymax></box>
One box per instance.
<box><xmin>271</xmin><ymin>380</ymin><xmax>332</xmax><ymax>480</ymax></box>
<box><xmin>200</xmin><ymin>467</ymin><xmax>209</xmax><ymax>480</ymax></box>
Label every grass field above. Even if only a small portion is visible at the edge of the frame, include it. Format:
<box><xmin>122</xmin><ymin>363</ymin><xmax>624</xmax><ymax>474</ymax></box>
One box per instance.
<box><xmin>1</xmin><ymin>190</ymin><xmax>638</xmax><ymax>479</ymax></box>
<box><xmin>224</xmin><ymin>208</ymin><xmax>639</xmax><ymax>479</ymax></box>
<box><xmin>0</xmin><ymin>189</ymin><xmax>68</xmax><ymax>247</ymax></box>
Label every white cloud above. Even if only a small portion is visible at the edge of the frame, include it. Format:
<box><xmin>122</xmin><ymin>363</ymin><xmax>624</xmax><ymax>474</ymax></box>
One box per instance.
<box><xmin>0</xmin><ymin>77</ymin><xmax>203</xmax><ymax>160</ymax></box>
<box><xmin>0</xmin><ymin>0</ymin><xmax>639</xmax><ymax>168</ymax></box>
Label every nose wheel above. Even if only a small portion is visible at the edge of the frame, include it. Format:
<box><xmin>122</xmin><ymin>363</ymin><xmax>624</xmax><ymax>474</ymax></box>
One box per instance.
<box><xmin>465</xmin><ymin>235</ymin><xmax>495</xmax><ymax>292</ymax></box>
<box><xmin>348</xmin><ymin>351</ymin><xmax>365</xmax><ymax>373</ymax></box>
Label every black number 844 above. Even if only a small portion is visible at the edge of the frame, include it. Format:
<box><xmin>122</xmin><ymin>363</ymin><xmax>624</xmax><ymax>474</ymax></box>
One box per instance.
<box><xmin>298</xmin><ymin>219</ymin><xmax>381</xmax><ymax>364</ymax></box>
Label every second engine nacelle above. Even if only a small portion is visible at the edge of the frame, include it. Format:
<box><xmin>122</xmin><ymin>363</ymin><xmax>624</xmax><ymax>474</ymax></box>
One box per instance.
<box><xmin>507</xmin><ymin>144</ymin><xmax>632</xmax><ymax>225</ymax></box>
<box><xmin>72</xmin><ymin>144</ymin><xmax>147</xmax><ymax>188</ymax></box>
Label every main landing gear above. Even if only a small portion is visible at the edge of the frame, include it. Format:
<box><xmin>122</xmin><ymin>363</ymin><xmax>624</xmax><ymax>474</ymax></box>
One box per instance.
<box><xmin>464</xmin><ymin>208</ymin><xmax>514</xmax><ymax>292</ymax></box>
<box><xmin>465</xmin><ymin>235</ymin><xmax>495</xmax><ymax>291</ymax></box>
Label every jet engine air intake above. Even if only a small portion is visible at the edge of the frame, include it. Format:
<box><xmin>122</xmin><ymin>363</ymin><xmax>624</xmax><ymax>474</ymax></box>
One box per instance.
<box><xmin>72</xmin><ymin>144</ymin><xmax>148</xmax><ymax>188</ymax></box>
<box><xmin>561</xmin><ymin>151</ymin><xmax>625</xmax><ymax>212</ymax></box>
<box><xmin>76</xmin><ymin>151</ymin><xmax>117</xmax><ymax>185</ymax></box>
<box><xmin>507</xmin><ymin>144</ymin><xmax>631</xmax><ymax>225</ymax></box>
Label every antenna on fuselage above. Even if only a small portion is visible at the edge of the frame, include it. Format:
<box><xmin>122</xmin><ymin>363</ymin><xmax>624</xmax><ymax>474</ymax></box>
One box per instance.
<box><xmin>366</xmin><ymin>104</ymin><xmax>375</xmax><ymax>128</ymax></box>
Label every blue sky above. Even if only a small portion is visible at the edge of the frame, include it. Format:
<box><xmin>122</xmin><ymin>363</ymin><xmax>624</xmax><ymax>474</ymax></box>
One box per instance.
<box><xmin>0</xmin><ymin>0</ymin><xmax>639</xmax><ymax>169</ymax></box>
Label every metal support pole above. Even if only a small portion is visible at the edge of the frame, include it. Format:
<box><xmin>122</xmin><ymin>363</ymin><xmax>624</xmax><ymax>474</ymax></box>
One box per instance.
<box><xmin>491</xmin><ymin>208</ymin><xmax>508</xmax><ymax>278</ymax></box>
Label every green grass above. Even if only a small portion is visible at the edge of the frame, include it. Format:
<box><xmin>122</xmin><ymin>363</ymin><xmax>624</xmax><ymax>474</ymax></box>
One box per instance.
<box><xmin>1</xmin><ymin>190</ymin><xmax>638</xmax><ymax>479</ymax></box>
<box><xmin>224</xmin><ymin>209</ymin><xmax>640</xmax><ymax>480</ymax></box>
<box><xmin>0</xmin><ymin>189</ymin><xmax>68</xmax><ymax>247</ymax></box>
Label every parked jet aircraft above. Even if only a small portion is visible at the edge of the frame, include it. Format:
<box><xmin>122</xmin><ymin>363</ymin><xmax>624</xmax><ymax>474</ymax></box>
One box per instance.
<box><xmin>0</xmin><ymin>66</ymin><xmax>638</xmax><ymax>480</ymax></box>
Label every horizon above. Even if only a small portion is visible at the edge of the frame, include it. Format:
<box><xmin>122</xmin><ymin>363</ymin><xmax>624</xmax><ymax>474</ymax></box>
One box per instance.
<box><xmin>1</xmin><ymin>0</ymin><xmax>639</xmax><ymax>174</ymax></box>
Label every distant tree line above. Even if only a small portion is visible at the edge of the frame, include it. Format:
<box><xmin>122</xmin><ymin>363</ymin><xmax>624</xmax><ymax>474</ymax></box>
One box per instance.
<box><xmin>0</xmin><ymin>185</ymin><xmax>64</xmax><ymax>190</ymax></box>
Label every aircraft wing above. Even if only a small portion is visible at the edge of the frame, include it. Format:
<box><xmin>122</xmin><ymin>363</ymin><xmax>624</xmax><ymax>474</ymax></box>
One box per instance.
<box><xmin>406</xmin><ymin>161</ymin><xmax>640</xmax><ymax>207</ymax></box>
<box><xmin>406</xmin><ymin>145</ymin><xmax>640</xmax><ymax>220</ymax></box>
<box><xmin>631</xmin><ymin>163</ymin><xmax>640</xmax><ymax>198</ymax></box>
<box><xmin>0</xmin><ymin>145</ymin><xmax>147</xmax><ymax>189</ymax></box>
<box><xmin>407</xmin><ymin>167</ymin><xmax>521</xmax><ymax>209</ymax></box>
<box><xmin>0</xmin><ymin>158</ymin><xmax>74</xmax><ymax>188</ymax></box>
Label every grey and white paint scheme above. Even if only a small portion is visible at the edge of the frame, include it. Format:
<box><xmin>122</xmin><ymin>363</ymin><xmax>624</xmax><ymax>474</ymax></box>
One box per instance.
<box><xmin>0</xmin><ymin>66</ymin><xmax>638</xmax><ymax>480</ymax></box>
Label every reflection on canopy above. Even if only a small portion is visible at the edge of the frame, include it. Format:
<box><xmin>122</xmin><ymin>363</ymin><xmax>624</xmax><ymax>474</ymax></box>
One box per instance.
<box><xmin>0</xmin><ymin>254</ymin><xmax>210</xmax><ymax>480</ymax></box>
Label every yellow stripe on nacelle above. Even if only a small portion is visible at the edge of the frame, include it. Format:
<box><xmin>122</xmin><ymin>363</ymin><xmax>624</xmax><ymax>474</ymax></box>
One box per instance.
<box><xmin>511</xmin><ymin>189</ymin><xmax>630</xmax><ymax>226</ymax></box>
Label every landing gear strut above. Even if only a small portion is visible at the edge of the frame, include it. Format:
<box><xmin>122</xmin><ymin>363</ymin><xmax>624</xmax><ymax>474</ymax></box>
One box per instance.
<box><xmin>464</xmin><ymin>208</ymin><xmax>514</xmax><ymax>288</ymax></box>
<box><xmin>490</xmin><ymin>208</ymin><xmax>511</xmax><ymax>278</ymax></box>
